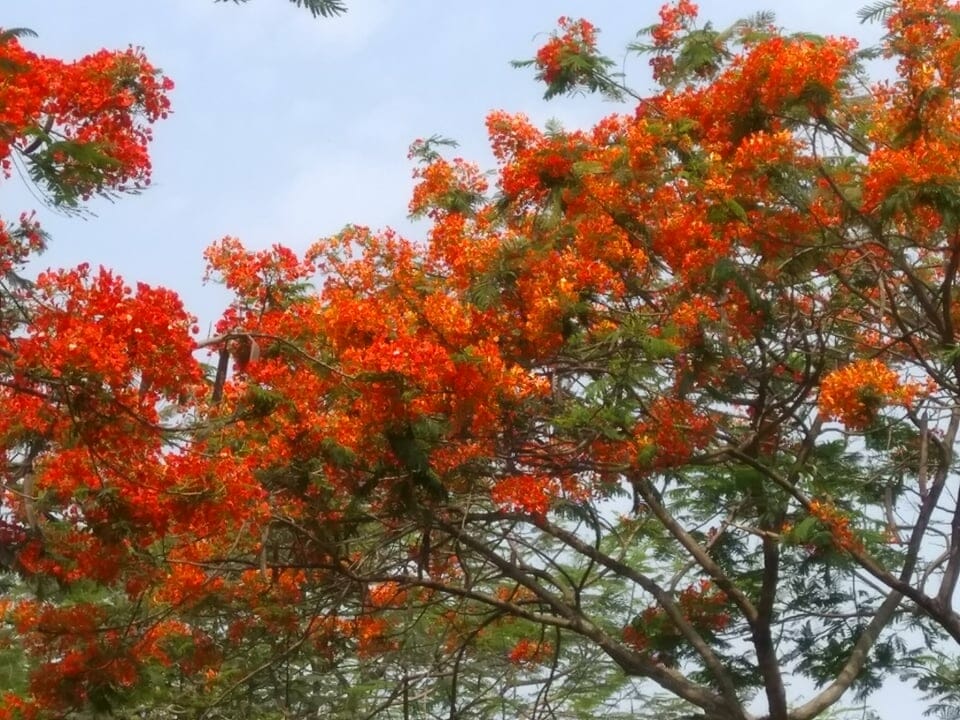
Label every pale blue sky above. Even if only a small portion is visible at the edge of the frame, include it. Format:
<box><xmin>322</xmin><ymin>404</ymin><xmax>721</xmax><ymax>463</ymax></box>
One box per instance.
<box><xmin>2</xmin><ymin>1</ymin><xmax>909</xmax><ymax>716</ymax></box>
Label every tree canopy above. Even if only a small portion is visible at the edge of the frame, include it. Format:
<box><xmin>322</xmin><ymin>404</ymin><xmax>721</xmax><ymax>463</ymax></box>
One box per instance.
<box><xmin>6</xmin><ymin>1</ymin><xmax>960</xmax><ymax>719</ymax></box>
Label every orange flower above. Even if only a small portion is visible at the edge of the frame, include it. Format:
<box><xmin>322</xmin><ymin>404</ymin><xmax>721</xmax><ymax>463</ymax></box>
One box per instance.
<box><xmin>367</xmin><ymin>581</ymin><xmax>407</xmax><ymax>609</ymax></box>
<box><xmin>808</xmin><ymin>499</ymin><xmax>863</xmax><ymax>552</ymax></box>
<box><xmin>535</xmin><ymin>18</ymin><xmax>599</xmax><ymax>85</ymax></box>
<box><xmin>491</xmin><ymin>474</ymin><xmax>557</xmax><ymax>516</ymax></box>
<box><xmin>624</xmin><ymin>579</ymin><xmax>730</xmax><ymax>652</ymax></box>
<box><xmin>507</xmin><ymin>638</ymin><xmax>553</xmax><ymax>666</ymax></box>
<box><xmin>819</xmin><ymin>359</ymin><xmax>920</xmax><ymax>429</ymax></box>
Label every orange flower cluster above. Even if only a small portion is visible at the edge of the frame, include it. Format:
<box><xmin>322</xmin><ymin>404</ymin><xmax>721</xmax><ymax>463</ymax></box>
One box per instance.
<box><xmin>861</xmin><ymin>1</ymin><xmax>960</xmax><ymax>224</ymax></box>
<box><xmin>650</xmin><ymin>0</ymin><xmax>699</xmax><ymax>47</ymax></box>
<box><xmin>304</xmin><ymin>614</ymin><xmax>395</xmax><ymax>659</ymax></box>
<box><xmin>647</xmin><ymin>1</ymin><xmax>700</xmax><ymax>81</ymax></box>
<box><xmin>0</xmin><ymin>212</ymin><xmax>45</xmax><ymax>274</ymax></box>
<box><xmin>534</xmin><ymin>17</ymin><xmax>599</xmax><ymax>85</ymax></box>
<box><xmin>2</xmin><ymin>601</ymin><xmax>151</xmax><ymax>715</ymax></box>
<box><xmin>808</xmin><ymin>499</ymin><xmax>862</xmax><ymax>553</ymax></box>
<box><xmin>367</xmin><ymin>581</ymin><xmax>408</xmax><ymax>609</ymax></box>
<box><xmin>0</xmin><ymin>34</ymin><xmax>171</xmax><ymax>197</ymax></box>
<box><xmin>409</xmin><ymin>155</ymin><xmax>488</xmax><ymax>220</ymax></box>
<box><xmin>507</xmin><ymin>637</ymin><xmax>553</xmax><ymax>666</ymax></box>
<box><xmin>491</xmin><ymin>474</ymin><xmax>558</xmax><ymax>516</ymax></box>
<box><xmin>204</xmin><ymin>236</ymin><xmax>316</xmax><ymax>328</ymax></box>
<box><xmin>623</xmin><ymin>579</ymin><xmax>730</xmax><ymax>653</ymax></box>
<box><xmin>354</xmin><ymin>616</ymin><xmax>397</xmax><ymax>657</ymax></box>
<box><xmin>685</xmin><ymin>35</ymin><xmax>857</xmax><ymax>149</ymax></box>
<box><xmin>818</xmin><ymin>359</ymin><xmax>919</xmax><ymax>429</ymax></box>
<box><xmin>635</xmin><ymin>398</ymin><xmax>715</xmax><ymax>469</ymax></box>
<box><xmin>22</xmin><ymin>264</ymin><xmax>202</xmax><ymax>399</ymax></box>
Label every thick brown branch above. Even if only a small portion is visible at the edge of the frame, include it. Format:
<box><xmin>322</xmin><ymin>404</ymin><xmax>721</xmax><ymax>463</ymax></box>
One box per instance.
<box><xmin>631</xmin><ymin>474</ymin><xmax>759</xmax><ymax>623</ymax></box>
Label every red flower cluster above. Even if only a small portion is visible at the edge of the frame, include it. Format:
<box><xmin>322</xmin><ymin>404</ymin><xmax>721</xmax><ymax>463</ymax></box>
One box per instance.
<box><xmin>0</xmin><ymin>32</ymin><xmax>172</xmax><ymax>200</ymax></box>
<box><xmin>0</xmin><ymin>212</ymin><xmax>45</xmax><ymax>273</ymax></box>
<box><xmin>650</xmin><ymin>0</ymin><xmax>699</xmax><ymax>47</ymax></box>
<box><xmin>535</xmin><ymin>17</ymin><xmax>597</xmax><ymax>85</ymax></box>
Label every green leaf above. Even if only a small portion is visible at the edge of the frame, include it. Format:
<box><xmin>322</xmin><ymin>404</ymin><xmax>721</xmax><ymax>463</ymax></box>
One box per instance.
<box><xmin>857</xmin><ymin>1</ymin><xmax>896</xmax><ymax>24</ymax></box>
<box><xmin>792</xmin><ymin>516</ymin><xmax>819</xmax><ymax>543</ymax></box>
<box><xmin>724</xmin><ymin>198</ymin><xmax>749</xmax><ymax>222</ymax></box>
<box><xmin>0</xmin><ymin>27</ymin><xmax>38</xmax><ymax>43</ymax></box>
<box><xmin>572</xmin><ymin>160</ymin><xmax>606</xmax><ymax>177</ymax></box>
<box><xmin>221</xmin><ymin>0</ymin><xmax>347</xmax><ymax>17</ymax></box>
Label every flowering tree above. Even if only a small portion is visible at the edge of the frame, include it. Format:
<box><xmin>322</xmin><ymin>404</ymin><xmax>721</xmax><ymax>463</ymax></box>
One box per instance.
<box><xmin>0</xmin><ymin>24</ymin><xmax>194</xmax><ymax>714</ymax></box>
<box><xmin>9</xmin><ymin>1</ymin><xmax>960</xmax><ymax>719</ymax></box>
<box><xmin>191</xmin><ymin>3</ymin><xmax>960</xmax><ymax>717</ymax></box>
